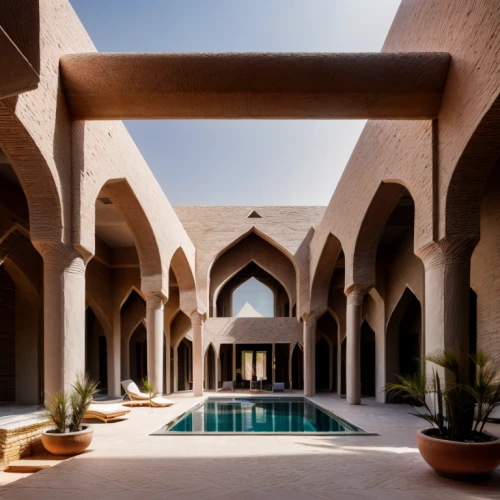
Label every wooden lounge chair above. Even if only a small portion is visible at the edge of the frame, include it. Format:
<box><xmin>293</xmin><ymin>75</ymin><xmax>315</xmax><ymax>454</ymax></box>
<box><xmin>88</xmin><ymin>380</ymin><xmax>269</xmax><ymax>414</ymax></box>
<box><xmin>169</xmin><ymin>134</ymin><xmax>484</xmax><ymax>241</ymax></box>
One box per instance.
<box><xmin>83</xmin><ymin>404</ymin><xmax>131</xmax><ymax>423</ymax></box>
<box><xmin>121</xmin><ymin>380</ymin><xmax>176</xmax><ymax>408</ymax></box>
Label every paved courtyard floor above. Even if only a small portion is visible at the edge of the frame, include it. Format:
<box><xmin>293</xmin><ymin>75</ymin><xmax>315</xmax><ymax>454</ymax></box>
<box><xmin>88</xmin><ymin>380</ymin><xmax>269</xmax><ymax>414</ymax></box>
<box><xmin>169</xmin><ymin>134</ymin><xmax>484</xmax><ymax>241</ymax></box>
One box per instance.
<box><xmin>1</xmin><ymin>392</ymin><xmax>499</xmax><ymax>499</ymax></box>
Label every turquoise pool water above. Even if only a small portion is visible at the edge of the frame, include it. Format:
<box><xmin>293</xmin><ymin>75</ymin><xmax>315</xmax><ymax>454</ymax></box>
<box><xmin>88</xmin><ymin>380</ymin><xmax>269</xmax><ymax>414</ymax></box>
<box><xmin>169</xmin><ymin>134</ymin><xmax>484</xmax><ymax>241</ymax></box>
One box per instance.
<box><xmin>152</xmin><ymin>397</ymin><xmax>363</xmax><ymax>434</ymax></box>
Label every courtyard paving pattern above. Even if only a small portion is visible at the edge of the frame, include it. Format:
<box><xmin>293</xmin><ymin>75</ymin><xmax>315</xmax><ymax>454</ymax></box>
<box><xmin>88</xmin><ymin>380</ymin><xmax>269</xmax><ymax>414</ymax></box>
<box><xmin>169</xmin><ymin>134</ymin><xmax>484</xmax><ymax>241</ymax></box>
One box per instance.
<box><xmin>1</xmin><ymin>393</ymin><xmax>499</xmax><ymax>499</ymax></box>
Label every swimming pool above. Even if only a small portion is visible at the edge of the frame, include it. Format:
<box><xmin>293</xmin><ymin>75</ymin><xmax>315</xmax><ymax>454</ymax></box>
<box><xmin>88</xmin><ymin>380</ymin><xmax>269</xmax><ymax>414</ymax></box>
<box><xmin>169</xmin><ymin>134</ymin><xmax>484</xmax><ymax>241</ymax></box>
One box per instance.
<box><xmin>152</xmin><ymin>397</ymin><xmax>367</xmax><ymax>435</ymax></box>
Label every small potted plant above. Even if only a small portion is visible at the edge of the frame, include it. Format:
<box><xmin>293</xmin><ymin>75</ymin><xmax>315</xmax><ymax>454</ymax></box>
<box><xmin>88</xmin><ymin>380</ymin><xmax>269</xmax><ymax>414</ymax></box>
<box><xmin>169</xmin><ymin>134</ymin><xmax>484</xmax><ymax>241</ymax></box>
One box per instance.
<box><xmin>386</xmin><ymin>349</ymin><xmax>500</xmax><ymax>479</ymax></box>
<box><xmin>42</xmin><ymin>374</ymin><xmax>99</xmax><ymax>455</ymax></box>
<box><xmin>141</xmin><ymin>376</ymin><xmax>157</xmax><ymax>408</ymax></box>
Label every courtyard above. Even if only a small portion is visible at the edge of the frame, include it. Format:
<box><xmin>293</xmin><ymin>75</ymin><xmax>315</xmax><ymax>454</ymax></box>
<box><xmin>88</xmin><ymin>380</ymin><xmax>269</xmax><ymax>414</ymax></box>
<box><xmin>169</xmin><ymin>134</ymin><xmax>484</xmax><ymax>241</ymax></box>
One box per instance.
<box><xmin>1</xmin><ymin>394</ymin><xmax>499</xmax><ymax>499</ymax></box>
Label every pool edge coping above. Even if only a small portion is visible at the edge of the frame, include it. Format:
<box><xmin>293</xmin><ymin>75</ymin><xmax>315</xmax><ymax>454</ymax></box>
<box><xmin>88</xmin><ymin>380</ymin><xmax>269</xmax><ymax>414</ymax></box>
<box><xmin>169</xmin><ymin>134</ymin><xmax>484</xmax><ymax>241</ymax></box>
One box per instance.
<box><xmin>148</xmin><ymin>395</ymin><xmax>379</xmax><ymax>437</ymax></box>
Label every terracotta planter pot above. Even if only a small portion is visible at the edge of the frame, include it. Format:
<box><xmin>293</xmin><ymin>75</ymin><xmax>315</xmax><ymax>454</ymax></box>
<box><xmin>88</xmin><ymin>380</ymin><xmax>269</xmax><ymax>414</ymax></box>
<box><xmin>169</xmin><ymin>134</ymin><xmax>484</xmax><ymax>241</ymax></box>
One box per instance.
<box><xmin>42</xmin><ymin>426</ymin><xmax>93</xmax><ymax>456</ymax></box>
<box><xmin>416</xmin><ymin>428</ymin><xmax>500</xmax><ymax>479</ymax></box>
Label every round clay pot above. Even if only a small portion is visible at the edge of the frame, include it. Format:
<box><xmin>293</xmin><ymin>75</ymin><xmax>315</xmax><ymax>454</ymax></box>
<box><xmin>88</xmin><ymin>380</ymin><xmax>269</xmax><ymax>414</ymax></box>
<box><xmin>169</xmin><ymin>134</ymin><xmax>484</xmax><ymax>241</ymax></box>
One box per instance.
<box><xmin>42</xmin><ymin>426</ymin><xmax>93</xmax><ymax>456</ymax></box>
<box><xmin>416</xmin><ymin>428</ymin><xmax>500</xmax><ymax>479</ymax></box>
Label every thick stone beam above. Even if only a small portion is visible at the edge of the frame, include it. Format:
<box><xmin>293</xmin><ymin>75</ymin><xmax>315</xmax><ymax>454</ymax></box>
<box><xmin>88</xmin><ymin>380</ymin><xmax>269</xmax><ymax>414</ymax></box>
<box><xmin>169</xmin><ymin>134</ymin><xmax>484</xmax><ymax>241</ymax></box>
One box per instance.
<box><xmin>60</xmin><ymin>52</ymin><xmax>450</xmax><ymax>120</ymax></box>
<box><xmin>0</xmin><ymin>27</ymin><xmax>39</xmax><ymax>99</ymax></box>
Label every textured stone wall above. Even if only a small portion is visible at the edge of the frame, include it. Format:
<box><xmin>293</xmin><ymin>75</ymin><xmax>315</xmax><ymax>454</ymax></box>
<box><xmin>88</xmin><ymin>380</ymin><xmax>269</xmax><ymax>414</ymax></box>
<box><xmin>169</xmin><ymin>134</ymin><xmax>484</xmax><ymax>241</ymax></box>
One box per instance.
<box><xmin>204</xmin><ymin>317</ymin><xmax>302</xmax><ymax>354</ymax></box>
<box><xmin>471</xmin><ymin>161</ymin><xmax>500</xmax><ymax>360</ymax></box>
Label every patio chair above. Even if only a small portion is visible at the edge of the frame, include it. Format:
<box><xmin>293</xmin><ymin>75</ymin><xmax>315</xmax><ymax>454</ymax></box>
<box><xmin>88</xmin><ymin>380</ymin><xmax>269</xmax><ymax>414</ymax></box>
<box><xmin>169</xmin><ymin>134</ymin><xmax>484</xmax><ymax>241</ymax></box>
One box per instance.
<box><xmin>121</xmin><ymin>379</ymin><xmax>176</xmax><ymax>408</ymax></box>
<box><xmin>220</xmin><ymin>381</ymin><xmax>236</xmax><ymax>392</ymax></box>
<box><xmin>84</xmin><ymin>404</ymin><xmax>130</xmax><ymax>423</ymax></box>
<box><xmin>273</xmin><ymin>383</ymin><xmax>285</xmax><ymax>392</ymax></box>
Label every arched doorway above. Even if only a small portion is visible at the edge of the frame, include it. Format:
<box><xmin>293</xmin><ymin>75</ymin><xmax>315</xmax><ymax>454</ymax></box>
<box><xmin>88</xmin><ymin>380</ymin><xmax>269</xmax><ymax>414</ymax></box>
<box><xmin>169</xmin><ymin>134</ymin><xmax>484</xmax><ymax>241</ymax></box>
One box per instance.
<box><xmin>205</xmin><ymin>343</ymin><xmax>217</xmax><ymax>391</ymax></box>
<box><xmin>129</xmin><ymin>323</ymin><xmax>147</xmax><ymax>384</ymax></box>
<box><xmin>360</xmin><ymin>321</ymin><xmax>375</xmax><ymax>397</ymax></box>
<box><xmin>85</xmin><ymin>307</ymin><xmax>108</xmax><ymax>390</ymax></box>
<box><xmin>291</xmin><ymin>342</ymin><xmax>303</xmax><ymax>390</ymax></box>
<box><xmin>386</xmin><ymin>288</ymin><xmax>422</xmax><ymax>401</ymax></box>
<box><xmin>177</xmin><ymin>338</ymin><xmax>192</xmax><ymax>391</ymax></box>
<box><xmin>315</xmin><ymin>337</ymin><xmax>330</xmax><ymax>392</ymax></box>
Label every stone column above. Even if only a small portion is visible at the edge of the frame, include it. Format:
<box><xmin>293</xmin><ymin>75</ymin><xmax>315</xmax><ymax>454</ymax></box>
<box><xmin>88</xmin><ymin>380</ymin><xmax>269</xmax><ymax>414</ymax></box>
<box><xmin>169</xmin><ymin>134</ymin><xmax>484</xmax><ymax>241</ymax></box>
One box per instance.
<box><xmin>35</xmin><ymin>243</ymin><xmax>87</xmax><ymax>398</ymax></box>
<box><xmin>345</xmin><ymin>286</ymin><xmax>368</xmax><ymax>405</ymax></box>
<box><xmin>107</xmin><ymin>307</ymin><xmax>121</xmax><ymax>397</ymax></box>
<box><xmin>191</xmin><ymin>312</ymin><xmax>204</xmax><ymax>397</ymax></box>
<box><xmin>145</xmin><ymin>293</ymin><xmax>164</xmax><ymax>394</ymax></box>
<box><xmin>165</xmin><ymin>324</ymin><xmax>171</xmax><ymax>395</ymax></box>
<box><xmin>417</xmin><ymin>237</ymin><xmax>477</xmax><ymax>382</ymax></box>
<box><xmin>303</xmin><ymin>312</ymin><xmax>317</xmax><ymax>397</ymax></box>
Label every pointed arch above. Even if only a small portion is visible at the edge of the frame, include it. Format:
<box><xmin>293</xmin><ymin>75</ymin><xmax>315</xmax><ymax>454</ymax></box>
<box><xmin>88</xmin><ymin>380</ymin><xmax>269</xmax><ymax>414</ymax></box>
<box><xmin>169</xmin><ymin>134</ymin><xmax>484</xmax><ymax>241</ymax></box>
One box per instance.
<box><xmin>209</xmin><ymin>229</ymin><xmax>297</xmax><ymax>316</ymax></box>
<box><xmin>85</xmin><ymin>297</ymin><xmax>112</xmax><ymax>339</ymax></box>
<box><xmin>310</xmin><ymin>233</ymin><xmax>343</xmax><ymax>314</ymax></box>
<box><xmin>0</xmin><ymin>106</ymin><xmax>65</xmax><ymax>244</ymax></box>
<box><xmin>95</xmin><ymin>178</ymin><xmax>165</xmax><ymax>297</ymax></box>
<box><xmin>207</xmin><ymin>227</ymin><xmax>300</xmax><ymax>305</ymax></box>
<box><xmin>445</xmin><ymin>94</ymin><xmax>500</xmax><ymax>240</ymax></box>
<box><xmin>349</xmin><ymin>181</ymin><xmax>413</xmax><ymax>288</ymax></box>
<box><xmin>170</xmin><ymin>246</ymin><xmax>198</xmax><ymax>316</ymax></box>
<box><xmin>386</xmin><ymin>286</ymin><xmax>422</xmax><ymax>401</ymax></box>
<box><xmin>213</xmin><ymin>259</ymin><xmax>292</xmax><ymax>317</ymax></box>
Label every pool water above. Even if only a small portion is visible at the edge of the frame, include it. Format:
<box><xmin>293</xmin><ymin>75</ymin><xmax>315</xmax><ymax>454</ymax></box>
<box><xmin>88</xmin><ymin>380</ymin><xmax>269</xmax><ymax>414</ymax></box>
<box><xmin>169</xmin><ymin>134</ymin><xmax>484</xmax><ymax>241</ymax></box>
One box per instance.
<box><xmin>152</xmin><ymin>397</ymin><xmax>364</xmax><ymax>434</ymax></box>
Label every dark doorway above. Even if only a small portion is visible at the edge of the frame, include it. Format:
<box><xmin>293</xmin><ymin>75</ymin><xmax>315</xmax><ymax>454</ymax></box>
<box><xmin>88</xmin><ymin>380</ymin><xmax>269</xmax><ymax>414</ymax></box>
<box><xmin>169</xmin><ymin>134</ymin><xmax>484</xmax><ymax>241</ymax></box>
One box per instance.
<box><xmin>315</xmin><ymin>337</ymin><xmax>330</xmax><ymax>392</ymax></box>
<box><xmin>360</xmin><ymin>321</ymin><xmax>376</xmax><ymax>397</ymax></box>
<box><xmin>291</xmin><ymin>343</ymin><xmax>303</xmax><ymax>390</ymax></box>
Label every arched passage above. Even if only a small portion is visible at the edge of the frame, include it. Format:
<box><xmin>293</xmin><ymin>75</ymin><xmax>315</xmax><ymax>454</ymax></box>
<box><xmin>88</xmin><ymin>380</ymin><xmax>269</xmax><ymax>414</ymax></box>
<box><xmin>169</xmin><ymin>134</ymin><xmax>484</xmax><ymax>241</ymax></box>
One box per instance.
<box><xmin>316</xmin><ymin>311</ymin><xmax>337</xmax><ymax>392</ymax></box>
<box><xmin>310</xmin><ymin>232</ymin><xmax>343</xmax><ymax>314</ymax></box>
<box><xmin>209</xmin><ymin>229</ymin><xmax>297</xmax><ymax>317</ymax></box>
<box><xmin>170</xmin><ymin>311</ymin><xmax>193</xmax><ymax>393</ymax></box>
<box><xmin>386</xmin><ymin>288</ymin><xmax>422</xmax><ymax>402</ymax></box>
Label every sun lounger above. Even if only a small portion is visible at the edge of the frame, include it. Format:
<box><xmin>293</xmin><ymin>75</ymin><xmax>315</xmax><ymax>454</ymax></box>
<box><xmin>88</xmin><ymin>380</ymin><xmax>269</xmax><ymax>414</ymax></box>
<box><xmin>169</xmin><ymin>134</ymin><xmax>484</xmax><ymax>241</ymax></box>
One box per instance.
<box><xmin>83</xmin><ymin>404</ymin><xmax>131</xmax><ymax>423</ymax></box>
<box><xmin>121</xmin><ymin>380</ymin><xmax>176</xmax><ymax>407</ymax></box>
<box><xmin>273</xmin><ymin>383</ymin><xmax>285</xmax><ymax>392</ymax></box>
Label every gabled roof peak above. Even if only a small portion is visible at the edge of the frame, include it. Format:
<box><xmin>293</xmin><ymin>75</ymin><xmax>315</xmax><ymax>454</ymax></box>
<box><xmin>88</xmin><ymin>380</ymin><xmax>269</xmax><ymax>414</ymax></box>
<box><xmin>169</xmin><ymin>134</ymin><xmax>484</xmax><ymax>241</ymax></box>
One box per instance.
<box><xmin>246</xmin><ymin>209</ymin><xmax>262</xmax><ymax>219</ymax></box>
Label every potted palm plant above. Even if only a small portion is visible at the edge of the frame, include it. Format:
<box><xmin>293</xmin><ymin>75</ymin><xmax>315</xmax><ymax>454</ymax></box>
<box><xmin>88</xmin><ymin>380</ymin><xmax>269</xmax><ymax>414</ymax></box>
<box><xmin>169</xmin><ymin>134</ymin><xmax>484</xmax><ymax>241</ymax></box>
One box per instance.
<box><xmin>42</xmin><ymin>374</ymin><xmax>99</xmax><ymax>455</ymax></box>
<box><xmin>386</xmin><ymin>349</ymin><xmax>500</xmax><ymax>479</ymax></box>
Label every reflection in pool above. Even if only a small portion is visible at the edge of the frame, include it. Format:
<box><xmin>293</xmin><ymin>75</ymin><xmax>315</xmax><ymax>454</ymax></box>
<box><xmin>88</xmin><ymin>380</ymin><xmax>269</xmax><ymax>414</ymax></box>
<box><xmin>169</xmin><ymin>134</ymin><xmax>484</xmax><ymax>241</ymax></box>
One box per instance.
<box><xmin>152</xmin><ymin>397</ymin><xmax>364</xmax><ymax>434</ymax></box>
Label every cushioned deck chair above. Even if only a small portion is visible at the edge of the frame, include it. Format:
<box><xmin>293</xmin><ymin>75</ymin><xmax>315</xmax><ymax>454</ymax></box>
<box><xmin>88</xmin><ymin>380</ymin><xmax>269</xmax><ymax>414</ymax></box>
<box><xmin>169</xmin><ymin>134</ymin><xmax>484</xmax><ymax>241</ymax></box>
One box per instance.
<box><xmin>84</xmin><ymin>404</ymin><xmax>130</xmax><ymax>423</ymax></box>
<box><xmin>121</xmin><ymin>380</ymin><xmax>176</xmax><ymax>408</ymax></box>
<box><xmin>273</xmin><ymin>383</ymin><xmax>285</xmax><ymax>392</ymax></box>
<box><xmin>220</xmin><ymin>381</ymin><xmax>236</xmax><ymax>392</ymax></box>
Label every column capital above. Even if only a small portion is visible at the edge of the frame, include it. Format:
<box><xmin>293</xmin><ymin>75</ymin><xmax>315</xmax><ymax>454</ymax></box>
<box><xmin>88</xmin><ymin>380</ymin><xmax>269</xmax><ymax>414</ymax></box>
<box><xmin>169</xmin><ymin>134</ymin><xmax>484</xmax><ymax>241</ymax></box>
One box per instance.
<box><xmin>302</xmin><ymin>311</ymin><xmax>319</xmax><ymax>324</ymax></box>
<box><xmin>145</xmin><ymin>292</ymin><xmax>165</xmax><ymax>310</ymax></box>
<box><xmin>416</xmin><ymin>236</ymin><xmax>478</xmax><ymax>271</ymax></box>
<box><xmin>33</xmin><ymin>242</ymin><xmax>87</xmax><ymax>275</ymax></box>
<box><xmin>190</xmin><ymin>311</ymin><xmax>206</xmax><ymax>324</ymax></box>
<box><xmin>345</xmin><ymin>285</ymin><xmax>370</xmax><ymax>306</ymax></box>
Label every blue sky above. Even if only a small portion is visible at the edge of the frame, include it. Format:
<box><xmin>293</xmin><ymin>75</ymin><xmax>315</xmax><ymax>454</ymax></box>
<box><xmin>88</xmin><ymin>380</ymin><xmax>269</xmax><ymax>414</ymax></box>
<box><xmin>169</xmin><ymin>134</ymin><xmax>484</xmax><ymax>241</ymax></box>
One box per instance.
<box><xmin>69</xmin><ymin>1</ymin><xmax>400</xmax><ymax>206</ymax></box>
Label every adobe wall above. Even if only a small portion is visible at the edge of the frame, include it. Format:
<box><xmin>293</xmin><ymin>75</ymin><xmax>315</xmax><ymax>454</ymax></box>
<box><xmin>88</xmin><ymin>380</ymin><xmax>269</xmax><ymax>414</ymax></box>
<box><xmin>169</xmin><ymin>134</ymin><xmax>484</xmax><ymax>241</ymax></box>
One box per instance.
<box><xmin>175</xmin><ymin>206</ymin><xmax>324</xmax><ymax>317</ymax></box>
<box><xmin>203</xmin><ymin>317</ymin><xmax>302</xmax><ymax>354</ymax></box>
<box><xmin>471</xmin><ymin>161</ymin><xmax>500</xmax><ymax>360</ymax></box>
<box><xmin>310</xmin><ymin>0</ymin><xmax>500</xmax><ymax>289</ymax></box>
<box><xmin>0</xmin><ymin>0</ymin><xmax>196</xmax><ymax>299</ymax></box>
